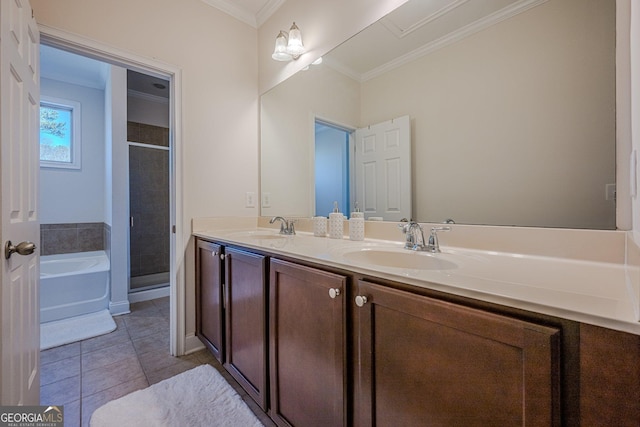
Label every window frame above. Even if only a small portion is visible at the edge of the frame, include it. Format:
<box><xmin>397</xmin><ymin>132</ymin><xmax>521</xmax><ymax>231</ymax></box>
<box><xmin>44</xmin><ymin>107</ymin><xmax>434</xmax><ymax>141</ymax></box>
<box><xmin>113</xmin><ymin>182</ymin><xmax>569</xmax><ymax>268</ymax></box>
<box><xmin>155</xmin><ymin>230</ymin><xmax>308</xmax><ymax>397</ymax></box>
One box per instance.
<box><xmin>39</xmin><ymin>95</ymin><xmax>81</xmax><ymax>169</ymax></box>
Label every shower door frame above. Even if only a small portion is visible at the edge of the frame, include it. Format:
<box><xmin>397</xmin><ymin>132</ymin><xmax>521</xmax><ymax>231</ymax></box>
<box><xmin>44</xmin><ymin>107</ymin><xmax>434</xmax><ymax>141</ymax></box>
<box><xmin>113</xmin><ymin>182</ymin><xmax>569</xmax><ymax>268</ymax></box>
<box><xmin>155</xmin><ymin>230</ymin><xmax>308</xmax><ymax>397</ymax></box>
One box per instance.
<box><xmin>39</xmin><ymin>25</ymin><xmax>186</xmax><ymax>357</ymax></box>
<box><xmin>128</xmin><ymin>140</ymin><xmax>171</xmax><ymax>294</ymax></box>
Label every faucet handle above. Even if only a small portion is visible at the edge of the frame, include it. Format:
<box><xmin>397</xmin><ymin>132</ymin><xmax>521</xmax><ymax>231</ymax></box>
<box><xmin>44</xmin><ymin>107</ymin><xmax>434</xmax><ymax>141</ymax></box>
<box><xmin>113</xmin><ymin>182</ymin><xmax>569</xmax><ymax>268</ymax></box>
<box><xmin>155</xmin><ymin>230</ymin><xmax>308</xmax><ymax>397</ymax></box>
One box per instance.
<box><xmin>287</xmin><ymin>219</ymin><xmax>297</xmax><ymax>235</ymax></box>
<box><xmin>427</xmin><ymin>226</ymin><xmax>451</xmax><ymax>253</ymax></box>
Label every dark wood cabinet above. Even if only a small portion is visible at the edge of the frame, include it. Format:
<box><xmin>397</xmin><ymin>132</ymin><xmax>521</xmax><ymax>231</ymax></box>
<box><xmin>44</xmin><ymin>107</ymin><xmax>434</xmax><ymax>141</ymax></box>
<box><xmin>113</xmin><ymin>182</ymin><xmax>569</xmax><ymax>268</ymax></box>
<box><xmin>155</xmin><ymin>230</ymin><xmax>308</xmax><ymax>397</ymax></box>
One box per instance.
<box><xmin>224</xmin><ymin>247</ymin><xmax>268</xmax><ymax>411</ymax></box>
<box><xmin>579</xmin><ymin>323</ymin><xmax>640</xmax><ymax>425</ymax></box>
<box><xmin>196</xmin><ymin>237</ymin><xmax>640</xmax><ymax>427</ymax></box>
<box><xmin>195</xmin><ymin>239</ymin><xmax>224</xmax><ymax>361</ymax></box>
<box><xmin>354</xmin><ymin>279</ymin><xmax>561</xmax><ymax>427</ymax></box>
<box><xmin>269</xmin><ymin>258</ymin><xmax>347</xmax><ymax>427</ymax></box>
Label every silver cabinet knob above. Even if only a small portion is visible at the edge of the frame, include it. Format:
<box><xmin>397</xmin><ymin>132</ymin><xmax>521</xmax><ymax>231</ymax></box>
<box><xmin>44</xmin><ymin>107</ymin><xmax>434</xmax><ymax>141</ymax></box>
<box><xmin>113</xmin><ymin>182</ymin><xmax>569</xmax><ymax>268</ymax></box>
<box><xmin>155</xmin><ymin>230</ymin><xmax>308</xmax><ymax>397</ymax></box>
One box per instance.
<box><xmin>329</xmin><ymin>288</ymin><xmax>341</xmax><ymax>299</ymax></box>
<box><xmin>355</xmin><ymin>295</ymin><xmax>368</xmax><ymax>307</ymax></box>
<box><xmin>212</xmin><ymin>251</ymin><xmax>218</xmax><ymax>257</ymax></box>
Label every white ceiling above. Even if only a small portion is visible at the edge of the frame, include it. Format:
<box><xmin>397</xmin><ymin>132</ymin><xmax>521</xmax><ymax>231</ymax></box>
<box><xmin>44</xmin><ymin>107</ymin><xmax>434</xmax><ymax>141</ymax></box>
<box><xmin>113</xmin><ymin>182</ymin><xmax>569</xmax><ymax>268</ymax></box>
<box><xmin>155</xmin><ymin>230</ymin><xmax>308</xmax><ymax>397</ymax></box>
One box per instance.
<box><xmin>40</xmin><ymin>45</ymin><xmax>170</xmax><ymax>100</ymax></box>
<box><xmin>40</xmin><ymin>45</ymin><xmax>109</xmax><ymax>90</ymax></box>
<box><xmin>200</xmin><ymin>0</ymin><xmax>285</xmax><ymax>28</ymax></box>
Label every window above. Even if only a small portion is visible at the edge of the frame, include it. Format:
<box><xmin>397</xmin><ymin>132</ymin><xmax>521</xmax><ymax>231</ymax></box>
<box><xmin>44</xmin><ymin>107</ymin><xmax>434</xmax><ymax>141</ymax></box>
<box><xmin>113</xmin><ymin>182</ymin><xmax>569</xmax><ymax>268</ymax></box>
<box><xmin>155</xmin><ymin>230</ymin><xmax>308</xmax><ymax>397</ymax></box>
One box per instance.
<box><xmin>40</xmin><ymin>96</ymin><xmax>81</xmax><ymax>169</ymax></box>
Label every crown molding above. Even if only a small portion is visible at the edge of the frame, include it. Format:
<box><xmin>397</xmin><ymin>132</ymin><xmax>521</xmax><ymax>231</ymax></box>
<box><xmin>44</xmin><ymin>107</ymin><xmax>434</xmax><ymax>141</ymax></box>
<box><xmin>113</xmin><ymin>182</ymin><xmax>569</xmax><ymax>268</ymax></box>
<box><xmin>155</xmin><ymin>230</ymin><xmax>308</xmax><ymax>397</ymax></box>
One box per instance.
<box><xmin>362</xmin><ymin>0</ymin><xmax>549</xmax><ymax>82</ymax></box>
<box><xmin>201</xmin><ymin>0</ymin><xmax>258</xmax><ymax>27</ymax></box>
<box><xmin>201</xmin><ymin>0</ymin><xmax>285</xmax><ymax>28</ymax></box>
<box><xmin>256</xmin><ymin>0</ymin><xmax>286</xmax><ymax>28</ymax></box>
<box><xmin>380</xmin><ymin>0</ymin><xmax>470</xmax><ymax>39</ymax></box>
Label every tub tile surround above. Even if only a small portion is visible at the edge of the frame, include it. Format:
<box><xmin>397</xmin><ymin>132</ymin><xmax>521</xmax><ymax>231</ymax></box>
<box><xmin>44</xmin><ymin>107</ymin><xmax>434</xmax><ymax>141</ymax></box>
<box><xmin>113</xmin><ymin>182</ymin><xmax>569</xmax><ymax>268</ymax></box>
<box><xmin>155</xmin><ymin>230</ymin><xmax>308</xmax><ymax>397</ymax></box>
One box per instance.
<box><xmin>192</xmin><ymin>217</ymin><xmax>640</xmax><ymax>334</ymax></box>
<box><xmin>41</xmin><ymin>223</ymin><xmax>109</xmax><ymax>256</ymax></box>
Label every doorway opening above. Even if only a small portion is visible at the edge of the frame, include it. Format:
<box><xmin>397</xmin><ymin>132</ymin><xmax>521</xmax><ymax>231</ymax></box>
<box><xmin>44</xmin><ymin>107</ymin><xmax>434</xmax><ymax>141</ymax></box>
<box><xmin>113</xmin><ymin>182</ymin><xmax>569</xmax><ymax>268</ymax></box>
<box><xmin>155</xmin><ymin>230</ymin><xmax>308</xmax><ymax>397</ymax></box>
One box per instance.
<box><xmin>127</xmin><ymin>70</ymin><xmax>171</xmax><ymax>297</ymax></box>
<box><xmin>39</xmin><ymin>29</ymin><xmax>182</xmax><ymax>355</ymax></box>
<box><xmin>314</xmin><ymin>120</ymin><xmax>352</xmax><ymax>217</ymax></box>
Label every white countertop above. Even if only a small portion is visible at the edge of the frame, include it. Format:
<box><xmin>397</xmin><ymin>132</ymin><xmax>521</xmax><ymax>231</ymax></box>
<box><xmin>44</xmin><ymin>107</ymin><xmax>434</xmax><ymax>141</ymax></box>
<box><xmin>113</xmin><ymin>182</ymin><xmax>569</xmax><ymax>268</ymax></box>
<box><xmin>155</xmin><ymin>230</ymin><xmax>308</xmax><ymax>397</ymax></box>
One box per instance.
<box><xmin>193</xmin><ymin>224</ymin><xmax>640</xmax><ymax>335</ymax></box>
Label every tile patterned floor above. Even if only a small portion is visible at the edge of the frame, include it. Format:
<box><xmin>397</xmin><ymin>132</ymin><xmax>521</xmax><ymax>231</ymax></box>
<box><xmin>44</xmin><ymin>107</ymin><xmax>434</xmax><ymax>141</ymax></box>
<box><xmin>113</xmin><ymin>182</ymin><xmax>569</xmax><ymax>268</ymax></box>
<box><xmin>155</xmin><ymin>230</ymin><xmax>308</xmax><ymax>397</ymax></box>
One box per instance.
<box><xmin>40</xmin><ymin>297</ymin><xmax>275</xmax><ymax>427</ymax></box>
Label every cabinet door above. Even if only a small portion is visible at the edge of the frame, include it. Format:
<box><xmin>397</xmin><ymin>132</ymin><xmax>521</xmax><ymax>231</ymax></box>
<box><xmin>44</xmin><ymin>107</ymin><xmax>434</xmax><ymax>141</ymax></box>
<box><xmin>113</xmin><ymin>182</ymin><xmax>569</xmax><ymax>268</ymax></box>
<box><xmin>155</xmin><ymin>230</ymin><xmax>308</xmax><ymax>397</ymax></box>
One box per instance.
<box><xmin>355</xmin><ymin>280</ymin><xmax>560</xmax><ymax>427</ymax></box>
<box><xmin>270</xmin><ymin>259</ymin><xmax>347</xmax><ymax>427</ymax></box>
<box><xmin>195</xmin><ymin>239</ymin><xmax>224</xmax><ymax>362</ymax></box>
<box><xmin>225</xmin><ymin>248</ymin><xmax>268</xmax><ymax>410</ymax></box>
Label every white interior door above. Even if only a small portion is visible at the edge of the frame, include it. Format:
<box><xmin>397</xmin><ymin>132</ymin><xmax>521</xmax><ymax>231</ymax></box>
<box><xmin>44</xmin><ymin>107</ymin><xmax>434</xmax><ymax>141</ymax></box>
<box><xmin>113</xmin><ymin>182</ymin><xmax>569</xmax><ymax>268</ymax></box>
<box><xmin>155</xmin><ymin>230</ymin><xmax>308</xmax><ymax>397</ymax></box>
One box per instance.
<box><xmin>354</xmin><ymin>115</ymin><xmax>411</xmax><ymax>221</ymax></box>
<box><xmin>1</xmin><ymin>0</ymin><xmax>40</xmax><ymax>405</ymax></box>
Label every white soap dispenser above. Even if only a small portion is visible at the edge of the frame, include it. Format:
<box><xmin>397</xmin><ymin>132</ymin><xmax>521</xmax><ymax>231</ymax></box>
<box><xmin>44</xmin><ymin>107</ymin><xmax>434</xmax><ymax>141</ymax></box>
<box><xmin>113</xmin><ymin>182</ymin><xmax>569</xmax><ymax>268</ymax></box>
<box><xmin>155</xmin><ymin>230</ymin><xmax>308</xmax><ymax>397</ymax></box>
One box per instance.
<box><xmin>349</xmin><ymin>203</ymin><xmax>365</xmax><ymax>241</ymax></box>
<box><xmin>328</xmin><ymin>201</ymin><xmax>344</xmax><ymax>239</ymax></box>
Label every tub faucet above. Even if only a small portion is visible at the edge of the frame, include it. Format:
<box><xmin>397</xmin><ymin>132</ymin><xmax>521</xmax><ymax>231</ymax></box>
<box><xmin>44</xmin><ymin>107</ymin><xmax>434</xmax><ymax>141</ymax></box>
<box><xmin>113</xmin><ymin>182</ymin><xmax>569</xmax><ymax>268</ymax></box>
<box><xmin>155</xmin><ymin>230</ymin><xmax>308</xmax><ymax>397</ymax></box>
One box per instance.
<box><xmin>270</xmin><ymin>216</ymin><xmax>296</xmax><ymax>235</ymax></box>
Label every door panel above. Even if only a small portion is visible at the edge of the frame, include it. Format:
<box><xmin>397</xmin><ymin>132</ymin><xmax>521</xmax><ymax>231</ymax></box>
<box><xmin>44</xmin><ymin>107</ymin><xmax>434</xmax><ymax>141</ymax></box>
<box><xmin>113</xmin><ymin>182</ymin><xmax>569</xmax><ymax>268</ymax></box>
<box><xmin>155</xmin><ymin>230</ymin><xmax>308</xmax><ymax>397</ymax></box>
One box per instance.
<box><xmin>269</xmin><ymin>259</ymin><xmax>346</xmax><ymax>427</ymax></box>
<box><xmin>1</xmin><ymin>0</ymin><xmax>40</xmax><ymax>405</ymax></box>
<box><xmin>224</xmin><ymin>248</ymin><xmax>267</xmax><ymax>410</ymax></box>
<box><xmin>195</xmin><ymin>240</ymin><xmax>224</xmax><ymax>362</ymax></box>
<box><xmin>354</xmin><ymin>115</ymin><xmax>411</xmax><ymax>221</ymax></box>
<box><xmin>355</xmin><ymin>280</ymin><xmax>561</xmax><ymax>426</ymax></box>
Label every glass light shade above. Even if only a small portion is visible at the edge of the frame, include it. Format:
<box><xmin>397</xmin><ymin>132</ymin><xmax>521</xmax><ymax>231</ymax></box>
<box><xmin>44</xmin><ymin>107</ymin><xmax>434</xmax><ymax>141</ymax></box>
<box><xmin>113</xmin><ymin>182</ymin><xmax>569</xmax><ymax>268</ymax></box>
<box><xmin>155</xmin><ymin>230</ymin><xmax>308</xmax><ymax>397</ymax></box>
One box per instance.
<box><xmin>286</xmin><ymin>22</ymin><xmax>305</xmax><ymax>57</ymax></box>
<box><xmin>272</xmin><ymin>31</ymin><xmax>292</xmax><ymax>61</ymax></box>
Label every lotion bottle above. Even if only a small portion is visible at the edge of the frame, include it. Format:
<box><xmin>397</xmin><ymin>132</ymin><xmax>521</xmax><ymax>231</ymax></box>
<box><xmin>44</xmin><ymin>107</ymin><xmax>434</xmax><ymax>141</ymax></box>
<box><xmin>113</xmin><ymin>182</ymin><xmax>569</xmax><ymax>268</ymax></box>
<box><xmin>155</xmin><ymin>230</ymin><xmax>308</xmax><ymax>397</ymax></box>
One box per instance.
<box><xmin>349</xmin><ymin>203</ymin><xmax>365</xmax><ymax>241</ymax></box>
<box><xmin>328</xmin><ymin>201</ymin><xmax>344</xmax><ymax>239</ymax></box>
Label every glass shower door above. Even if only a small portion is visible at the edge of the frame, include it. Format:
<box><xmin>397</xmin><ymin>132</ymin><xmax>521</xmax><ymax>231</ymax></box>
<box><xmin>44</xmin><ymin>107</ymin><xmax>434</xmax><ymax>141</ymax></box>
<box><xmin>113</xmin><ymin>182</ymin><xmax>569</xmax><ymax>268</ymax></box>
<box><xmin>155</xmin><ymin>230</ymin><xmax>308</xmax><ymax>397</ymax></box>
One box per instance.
<box><xmin>129</xmin><ymin>143</ymin><xmax>170</xmax><ymax>291</ymax></box>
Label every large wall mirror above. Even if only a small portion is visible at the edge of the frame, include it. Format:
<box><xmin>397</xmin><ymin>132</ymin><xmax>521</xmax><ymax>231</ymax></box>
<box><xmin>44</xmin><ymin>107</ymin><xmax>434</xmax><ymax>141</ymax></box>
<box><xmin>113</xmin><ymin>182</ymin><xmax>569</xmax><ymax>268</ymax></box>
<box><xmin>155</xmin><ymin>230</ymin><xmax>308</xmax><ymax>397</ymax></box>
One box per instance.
<box><xmin>260</xmin><ymin>0</ymin><xmax>616</xmax><ymax>229</ymax></box>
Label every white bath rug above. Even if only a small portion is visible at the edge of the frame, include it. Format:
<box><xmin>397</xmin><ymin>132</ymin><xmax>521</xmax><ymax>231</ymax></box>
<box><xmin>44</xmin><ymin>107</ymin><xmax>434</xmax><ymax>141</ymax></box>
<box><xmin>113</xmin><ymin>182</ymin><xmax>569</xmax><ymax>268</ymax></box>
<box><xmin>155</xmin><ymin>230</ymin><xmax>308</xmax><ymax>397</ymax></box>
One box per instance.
<box><xmin>90</xmin><ymin>364</ymin><xmax>264</xmax><ymax>427</ymax></box>
<box><xmin>40</xmin><ymin>309</ymin><xmax>116</xmax><ymax>350</ymax></box>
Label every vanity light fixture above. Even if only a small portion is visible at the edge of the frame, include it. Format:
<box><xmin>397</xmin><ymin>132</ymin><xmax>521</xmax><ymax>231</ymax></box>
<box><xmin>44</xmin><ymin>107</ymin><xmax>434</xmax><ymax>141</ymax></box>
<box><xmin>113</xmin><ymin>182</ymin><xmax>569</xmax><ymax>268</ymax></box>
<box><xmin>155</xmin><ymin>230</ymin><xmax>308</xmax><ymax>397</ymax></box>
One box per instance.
<box><xmin>271</xmin><ymin>22</ymin><xmax>305</xmax><ymax>61</ymax></box>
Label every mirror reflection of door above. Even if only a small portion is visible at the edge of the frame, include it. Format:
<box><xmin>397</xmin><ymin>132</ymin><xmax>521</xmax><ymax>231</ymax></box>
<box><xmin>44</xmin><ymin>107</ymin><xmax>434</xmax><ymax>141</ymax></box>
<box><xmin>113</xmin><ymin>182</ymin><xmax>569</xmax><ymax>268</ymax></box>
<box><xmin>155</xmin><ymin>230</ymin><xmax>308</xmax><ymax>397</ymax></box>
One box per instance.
<box><xmin>354</xmin><ymin>115</ymin><xmax>411</xmax><ymax>221</ymax></box>
<box><xmin>314</xmin><ymin>120</ymin><xmax>352</xmax><ymax>217</ymax></box>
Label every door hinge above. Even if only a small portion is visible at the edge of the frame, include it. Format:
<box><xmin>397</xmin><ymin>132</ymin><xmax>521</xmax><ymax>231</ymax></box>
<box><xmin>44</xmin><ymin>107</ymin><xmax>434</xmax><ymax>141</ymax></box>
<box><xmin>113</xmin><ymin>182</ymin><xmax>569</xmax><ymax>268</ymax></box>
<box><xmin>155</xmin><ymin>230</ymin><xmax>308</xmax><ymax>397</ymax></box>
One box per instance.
<box><xmin>172</xmin><ymin>225</ymin><xmax>176</xmax><ymax>233</ymax></box>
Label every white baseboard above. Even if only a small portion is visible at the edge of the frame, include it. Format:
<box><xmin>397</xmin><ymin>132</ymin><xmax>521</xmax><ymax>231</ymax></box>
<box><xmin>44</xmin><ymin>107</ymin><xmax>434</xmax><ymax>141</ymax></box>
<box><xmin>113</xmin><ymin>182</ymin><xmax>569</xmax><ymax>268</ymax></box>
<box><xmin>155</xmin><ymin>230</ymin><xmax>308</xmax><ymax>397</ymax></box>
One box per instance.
<box><xmin>128</xmin><ymin>286</ymin><xmax>170</xmax><ymax>303</ymax></box>
<box><xmin>109</xmin><ymin>300</ymin><xmax>131</xmax><ymax>316</ymax></box>
<box><xmin>184</xmin><ymin>333</ymin><xmax>205</xmax><ymax>355</ymax></box>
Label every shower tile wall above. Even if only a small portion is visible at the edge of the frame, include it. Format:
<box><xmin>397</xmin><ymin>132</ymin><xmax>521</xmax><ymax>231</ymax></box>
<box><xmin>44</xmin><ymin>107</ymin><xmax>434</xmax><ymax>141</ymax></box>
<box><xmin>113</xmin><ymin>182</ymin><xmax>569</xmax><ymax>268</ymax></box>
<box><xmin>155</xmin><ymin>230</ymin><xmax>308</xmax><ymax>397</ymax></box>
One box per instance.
<box><xmin>40</xmin><ymin>223</ymin><xmax>105</xmax><ymax>256</ymax></box>
<box><xmin>127</xmin><ymin>122</ymin><xmax>169</xmax><ymax>147</ymax></box>
<box><xmin>128</xmin><ymin>122</ymin><xmax>170</xmax><ymax>280</ymax></box>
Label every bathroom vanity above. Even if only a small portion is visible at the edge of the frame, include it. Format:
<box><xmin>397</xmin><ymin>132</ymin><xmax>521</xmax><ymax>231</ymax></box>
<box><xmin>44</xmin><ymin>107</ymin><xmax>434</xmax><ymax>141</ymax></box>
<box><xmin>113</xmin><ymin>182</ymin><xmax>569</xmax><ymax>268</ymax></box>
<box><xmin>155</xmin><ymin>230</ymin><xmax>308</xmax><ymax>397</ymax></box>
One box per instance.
<box><xmin>193</xmin><ymin>220</ymin><xmax>640</xmax><ymax>426</ymax></box>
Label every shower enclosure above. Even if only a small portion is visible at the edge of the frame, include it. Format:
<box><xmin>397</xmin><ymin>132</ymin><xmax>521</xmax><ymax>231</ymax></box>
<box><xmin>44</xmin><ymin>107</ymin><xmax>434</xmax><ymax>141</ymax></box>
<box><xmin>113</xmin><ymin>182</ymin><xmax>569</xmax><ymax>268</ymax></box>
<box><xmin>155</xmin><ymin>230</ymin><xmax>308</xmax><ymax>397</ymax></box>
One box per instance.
<box><xmin>127</xmin><ymin>70</ymin><xmax>171</xmax><ymax>292</ymax></box>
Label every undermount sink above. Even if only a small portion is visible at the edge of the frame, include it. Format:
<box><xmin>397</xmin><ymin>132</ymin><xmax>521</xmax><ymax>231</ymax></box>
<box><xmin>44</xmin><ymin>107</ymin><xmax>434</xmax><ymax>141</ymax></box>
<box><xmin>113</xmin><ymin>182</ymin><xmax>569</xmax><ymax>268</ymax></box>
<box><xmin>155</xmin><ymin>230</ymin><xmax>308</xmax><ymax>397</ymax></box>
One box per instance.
<box><xmin>342</xmin><ymin>249</ymin><xmax>458</xmax><ymax>271</ymax></box>
<box><xmin>227</xmin><ymin>230</ymin><xmax>287</xmax><ymax>240</ymax></box>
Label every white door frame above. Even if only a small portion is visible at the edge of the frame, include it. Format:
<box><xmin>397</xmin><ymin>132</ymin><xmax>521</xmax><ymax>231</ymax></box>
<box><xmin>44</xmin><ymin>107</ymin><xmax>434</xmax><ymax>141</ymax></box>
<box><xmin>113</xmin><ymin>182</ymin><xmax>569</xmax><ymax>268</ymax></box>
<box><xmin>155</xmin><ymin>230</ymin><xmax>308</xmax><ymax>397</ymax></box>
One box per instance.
<box><xmin>38</xmin><ymin>24</ymin><xmax>185</xmax><ymax>356</ymax></box>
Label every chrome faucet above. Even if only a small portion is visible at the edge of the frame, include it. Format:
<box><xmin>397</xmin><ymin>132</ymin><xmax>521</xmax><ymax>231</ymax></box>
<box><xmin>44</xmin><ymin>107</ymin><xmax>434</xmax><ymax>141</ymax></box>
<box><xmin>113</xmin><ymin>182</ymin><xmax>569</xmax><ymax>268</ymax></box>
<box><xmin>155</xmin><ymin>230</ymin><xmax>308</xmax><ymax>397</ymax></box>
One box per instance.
<box><xmin>400</xmin><ymin>220</ymin><xmax>427</xmax><ymax>251</ymax></box>
<box><xmin>270</xmin><ymin>216</ymin><xmax>296</xmax><ymax>235</ymax></box>
<box><xmin>400</xmin><ymin>221</ymin><xmax>450</xmax><ymax>252</ymax></box>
